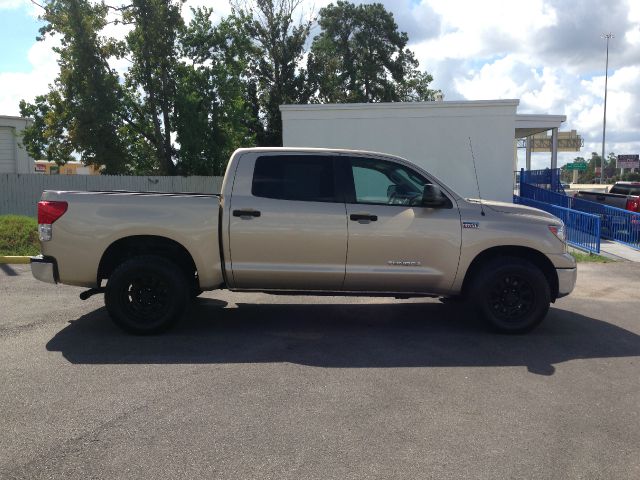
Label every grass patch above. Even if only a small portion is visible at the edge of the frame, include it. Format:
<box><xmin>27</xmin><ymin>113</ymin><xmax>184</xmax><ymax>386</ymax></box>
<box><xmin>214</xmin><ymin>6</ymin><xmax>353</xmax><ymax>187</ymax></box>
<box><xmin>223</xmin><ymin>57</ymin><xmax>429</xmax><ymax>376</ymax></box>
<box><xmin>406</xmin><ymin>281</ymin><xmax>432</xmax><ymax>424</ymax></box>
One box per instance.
<box><xmin>570</xmin><ymin>251</ymin><xmax>613</xmax><ymax>263</ymax></box>
<box><xmin>0</xmin><ymin>215</ymin><xmax>40</xmax><ymax>256</ymax></box>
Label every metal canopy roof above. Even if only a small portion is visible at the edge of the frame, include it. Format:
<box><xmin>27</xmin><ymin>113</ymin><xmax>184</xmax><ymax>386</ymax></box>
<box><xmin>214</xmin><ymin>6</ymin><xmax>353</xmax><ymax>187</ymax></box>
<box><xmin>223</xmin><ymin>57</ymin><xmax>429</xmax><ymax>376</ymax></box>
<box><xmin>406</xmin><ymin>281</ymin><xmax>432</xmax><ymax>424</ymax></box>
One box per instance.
<box><xmin>515</xmin><ymin>114</ymin><xmax>566</xmax><ymax>138</ymax></box>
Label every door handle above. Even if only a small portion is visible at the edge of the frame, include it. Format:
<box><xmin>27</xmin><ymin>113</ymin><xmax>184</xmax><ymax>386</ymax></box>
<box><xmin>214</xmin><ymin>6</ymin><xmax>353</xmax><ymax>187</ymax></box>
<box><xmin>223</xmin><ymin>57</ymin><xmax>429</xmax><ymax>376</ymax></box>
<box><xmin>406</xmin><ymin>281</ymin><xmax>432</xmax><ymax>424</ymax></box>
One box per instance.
<box><xmin>350</xmin><ymin>213</ymin><xmax>378</xmax><ymax>222</ymax></box>
<box><xmin>233</xmin><ymin>209</ymin><xmax>261</xmax><ymax>218</ymax></box>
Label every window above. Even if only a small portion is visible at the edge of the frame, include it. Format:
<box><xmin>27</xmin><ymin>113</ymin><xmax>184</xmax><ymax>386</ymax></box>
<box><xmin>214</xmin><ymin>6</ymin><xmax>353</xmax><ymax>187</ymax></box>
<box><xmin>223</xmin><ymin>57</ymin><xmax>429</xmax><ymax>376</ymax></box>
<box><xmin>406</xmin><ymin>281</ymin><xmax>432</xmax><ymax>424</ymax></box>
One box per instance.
<box><xmin>610</xmin><ymin>186</ymin><xmax>630</xmax><ymax>195</ymax></box>
<box><xmin>611</xmin><ymin>185</ymin><xmax>640</xmax><ymax>196</ymax></box>
<box><xmin>349</xmin><ymin>157</ymin><xmax>430</xmax><ymax>206</ymax></box>
<box><xmin>252</xmin><ymin>155</ymin><xmax>337</xmax><ymax>202</ymax></box>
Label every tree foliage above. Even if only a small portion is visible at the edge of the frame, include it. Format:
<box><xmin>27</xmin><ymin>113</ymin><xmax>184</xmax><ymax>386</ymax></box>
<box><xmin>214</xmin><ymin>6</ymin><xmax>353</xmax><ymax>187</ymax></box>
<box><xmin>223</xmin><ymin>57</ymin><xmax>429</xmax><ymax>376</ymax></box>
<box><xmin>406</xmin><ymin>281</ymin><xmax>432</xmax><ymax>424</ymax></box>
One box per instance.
<box><xmin>123</xmin><ymin>0</ymin><xmax>183</xmax><ymax>174</ymax></box>
<box><xmin>308</xmin><ymin>1</ymin><xmax>438</xmax><ymax>103</ymax></box>
<box><xmin>560</xmin><ymin>152</ymin><xmax>640</xmax><ymax>183</ymax></box>
<box><xmin>231</xmin><ymin>0</ymin><xmax>312</xmax><ymax>146</ymax></box>
<box><xmin>20</xmin><ymin>0</ymin><xmax>128</xmax><ymax>173</ymax></box>
<box><xmin>19</xmin><ymin>0</ymin><xmax>439</xmax><ymax>174</ymax></box>
<box><xmin>176</xmin><ymin>9</ymin><xmax>254</xmax><ymax>175</ymax></box>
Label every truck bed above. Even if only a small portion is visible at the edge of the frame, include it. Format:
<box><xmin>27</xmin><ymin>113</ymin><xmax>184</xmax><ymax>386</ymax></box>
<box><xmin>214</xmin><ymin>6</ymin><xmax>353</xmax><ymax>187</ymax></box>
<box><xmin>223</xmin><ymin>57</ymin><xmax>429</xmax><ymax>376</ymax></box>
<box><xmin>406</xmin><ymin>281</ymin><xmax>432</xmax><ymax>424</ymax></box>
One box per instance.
<box><xmin>574</xmin><ymin>190</ymin><xmax>631</xmax><ymax>209</ymax></box>
<box><xmin>39</xmin><ymin>189</ymin><xmax>223</xmax><ymax>289</ymax></box>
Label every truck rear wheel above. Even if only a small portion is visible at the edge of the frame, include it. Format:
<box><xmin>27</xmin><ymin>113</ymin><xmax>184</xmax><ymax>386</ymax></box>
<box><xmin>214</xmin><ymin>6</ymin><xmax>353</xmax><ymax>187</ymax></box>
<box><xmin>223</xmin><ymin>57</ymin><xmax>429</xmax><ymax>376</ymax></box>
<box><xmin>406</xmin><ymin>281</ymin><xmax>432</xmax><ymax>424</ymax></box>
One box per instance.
<box><xmin>470</xmin><ymin>257</ymin><xmax>550</xmax><ymax>334</ymax></box>
<box><xmin>104</xmin><ymin>255</ymin><xmax>189</xmax><ymax>334</ymax></box>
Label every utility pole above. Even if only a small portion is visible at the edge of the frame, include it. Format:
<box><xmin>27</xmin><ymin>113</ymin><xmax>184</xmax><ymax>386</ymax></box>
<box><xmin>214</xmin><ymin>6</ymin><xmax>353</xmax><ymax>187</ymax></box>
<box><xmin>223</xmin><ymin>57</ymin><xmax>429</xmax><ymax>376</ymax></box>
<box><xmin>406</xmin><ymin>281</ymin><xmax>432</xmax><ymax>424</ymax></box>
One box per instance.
<box><xmin>601</xmin><ymin>33</ymin><xmax>614</xmax><ymax>185</ymax></box>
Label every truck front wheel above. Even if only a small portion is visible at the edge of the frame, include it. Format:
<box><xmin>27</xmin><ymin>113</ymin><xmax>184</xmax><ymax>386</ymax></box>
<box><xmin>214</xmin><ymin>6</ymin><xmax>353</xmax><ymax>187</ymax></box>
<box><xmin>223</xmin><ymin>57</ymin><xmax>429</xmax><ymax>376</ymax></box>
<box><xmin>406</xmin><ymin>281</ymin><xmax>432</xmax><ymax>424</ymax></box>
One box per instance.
<box><xmin>104</xmin><ymin>255</ymin><xmax>189</xmax><ymax>334</ymax></box>
<box><xmin>470</xmin><ymin>257</ymin><xmax>550</xmax><ymax>334</ymax></box>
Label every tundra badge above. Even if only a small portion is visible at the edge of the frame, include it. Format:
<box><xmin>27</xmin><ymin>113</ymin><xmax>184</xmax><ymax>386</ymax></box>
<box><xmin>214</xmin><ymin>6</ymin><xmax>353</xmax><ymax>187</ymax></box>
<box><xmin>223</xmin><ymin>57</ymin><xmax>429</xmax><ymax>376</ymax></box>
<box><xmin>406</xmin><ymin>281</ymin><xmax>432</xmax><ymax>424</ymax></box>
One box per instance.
<box><xmin>388</xmin><ymin>260</ymin><xmax>422</xmax><ymax>266</ymax></box>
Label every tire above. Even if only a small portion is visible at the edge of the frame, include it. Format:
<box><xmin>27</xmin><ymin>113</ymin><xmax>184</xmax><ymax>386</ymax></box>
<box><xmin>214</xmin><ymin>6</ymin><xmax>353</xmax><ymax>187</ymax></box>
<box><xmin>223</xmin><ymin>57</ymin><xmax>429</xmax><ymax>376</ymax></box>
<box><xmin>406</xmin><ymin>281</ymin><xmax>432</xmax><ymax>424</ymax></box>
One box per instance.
<box><xmin>191</xmin><ymin>288</ymin><xmax>204</xmax><ymax>299</ymax></box>
<box><xmin>104</xmin><ymin>255</ymin><xmax>189</xmax><ymax>335</ymax></box>
<box><xmin>469</xmin><ymin>256</ymin><xmax>550</xmax><ymax>334</ymax></box>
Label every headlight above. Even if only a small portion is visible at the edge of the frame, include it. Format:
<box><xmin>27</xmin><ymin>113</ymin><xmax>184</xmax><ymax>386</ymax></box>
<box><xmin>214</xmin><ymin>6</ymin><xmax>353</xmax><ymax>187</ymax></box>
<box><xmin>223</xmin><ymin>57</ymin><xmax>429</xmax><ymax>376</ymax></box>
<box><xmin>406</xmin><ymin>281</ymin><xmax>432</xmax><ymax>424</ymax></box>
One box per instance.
<box><xmin>548</xmin><ymin>224</ymin><xmax>566</xmax><ymax>243</ymax></box>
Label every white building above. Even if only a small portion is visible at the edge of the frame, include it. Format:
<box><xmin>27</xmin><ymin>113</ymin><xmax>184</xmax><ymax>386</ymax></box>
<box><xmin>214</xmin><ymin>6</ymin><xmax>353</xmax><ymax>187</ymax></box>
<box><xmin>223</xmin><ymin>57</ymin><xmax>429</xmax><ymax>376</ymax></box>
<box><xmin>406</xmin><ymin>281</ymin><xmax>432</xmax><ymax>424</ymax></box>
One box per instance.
<box><xmin>0</xmin><ymin>115</ymin><xmax>34</xmax><ymax>174</ymax></box>
<box><xmin>280</xmin><ymin>100</ymin><xmax>565</xmax><ymax>202</ymax></box>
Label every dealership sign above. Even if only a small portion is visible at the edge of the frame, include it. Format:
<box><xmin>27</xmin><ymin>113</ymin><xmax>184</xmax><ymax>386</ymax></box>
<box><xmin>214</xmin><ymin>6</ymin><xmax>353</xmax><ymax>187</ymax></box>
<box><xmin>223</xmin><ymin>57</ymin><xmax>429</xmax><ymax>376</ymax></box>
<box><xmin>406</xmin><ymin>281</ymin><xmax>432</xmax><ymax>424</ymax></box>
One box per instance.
<box><xmin>617</xmin><ymin>154</ymin><xmax>639</xmax><ymax>169</ymax></box>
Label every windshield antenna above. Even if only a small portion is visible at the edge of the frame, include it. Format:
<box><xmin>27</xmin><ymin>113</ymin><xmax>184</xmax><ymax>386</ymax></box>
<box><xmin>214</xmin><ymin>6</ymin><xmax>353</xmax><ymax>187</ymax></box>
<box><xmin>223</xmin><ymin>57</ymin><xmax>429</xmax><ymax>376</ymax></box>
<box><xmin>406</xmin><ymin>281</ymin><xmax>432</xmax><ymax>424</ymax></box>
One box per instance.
<box><xmin>468</xmin><ymin>136</ymin><xmax>485</xmax><ymax>216</ymax></box>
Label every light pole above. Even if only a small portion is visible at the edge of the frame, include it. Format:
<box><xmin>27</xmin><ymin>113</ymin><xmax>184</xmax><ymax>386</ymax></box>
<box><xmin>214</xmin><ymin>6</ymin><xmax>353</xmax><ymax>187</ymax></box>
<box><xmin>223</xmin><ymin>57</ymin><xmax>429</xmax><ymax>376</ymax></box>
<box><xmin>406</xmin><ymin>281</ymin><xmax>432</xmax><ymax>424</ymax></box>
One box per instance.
<box><xmin>601</xmin><ymin>32</ymin><xmax>614</xmax><ymax>184</ymax></box>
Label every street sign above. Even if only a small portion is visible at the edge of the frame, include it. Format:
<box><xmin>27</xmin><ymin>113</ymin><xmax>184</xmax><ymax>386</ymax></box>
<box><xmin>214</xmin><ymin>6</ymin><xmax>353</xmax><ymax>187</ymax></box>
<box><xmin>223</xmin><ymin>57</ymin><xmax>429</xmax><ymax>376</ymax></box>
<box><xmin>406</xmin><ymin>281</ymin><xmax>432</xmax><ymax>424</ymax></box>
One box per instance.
<box><xmin>565</xmin><ymin>162</ymin><xmax>587</xmax><ymax>171</ymax></box>
<box><xmin>617</xmin><ymin>154</ymin><xmax>639</xmax><ymax>169</ymax></box>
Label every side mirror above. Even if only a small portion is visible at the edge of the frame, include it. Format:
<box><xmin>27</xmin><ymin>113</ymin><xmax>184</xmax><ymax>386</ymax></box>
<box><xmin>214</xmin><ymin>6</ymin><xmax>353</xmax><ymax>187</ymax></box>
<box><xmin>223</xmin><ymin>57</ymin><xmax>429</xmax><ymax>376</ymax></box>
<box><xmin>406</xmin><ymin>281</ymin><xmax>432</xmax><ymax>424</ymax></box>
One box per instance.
<box><xmin>422</xmin><ymin>184</ymin><xmax>446</xmax><ymax>207</ymax></box>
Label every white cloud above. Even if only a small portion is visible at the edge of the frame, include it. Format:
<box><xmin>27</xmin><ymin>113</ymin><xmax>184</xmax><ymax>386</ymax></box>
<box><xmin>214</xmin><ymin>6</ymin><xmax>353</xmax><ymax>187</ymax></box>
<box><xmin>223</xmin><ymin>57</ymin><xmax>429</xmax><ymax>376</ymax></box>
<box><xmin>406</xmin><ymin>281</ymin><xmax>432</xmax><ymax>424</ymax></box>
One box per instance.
<box><xmin>0</xmin><ymin>0</ymin><xmax>41</xmax><ymax>17</ymax></box>
<box><xmin>406</xmin><ymin>0</ymin><xmax>640</xmax><ymax>170</ymax></box>
<box><xmin>0</xmin><ymin>0</ymin><xmax>24</xmax><ymax>9</ymax></box>
<box><xmin>0</xmin><ymin>37</ymin><xmax>59</xmax><ymax>115</ymax></box>
<box><xmin>414</xmin><ymin>0</ymin><xmax>557</xmax><ymax>61</ymax></box>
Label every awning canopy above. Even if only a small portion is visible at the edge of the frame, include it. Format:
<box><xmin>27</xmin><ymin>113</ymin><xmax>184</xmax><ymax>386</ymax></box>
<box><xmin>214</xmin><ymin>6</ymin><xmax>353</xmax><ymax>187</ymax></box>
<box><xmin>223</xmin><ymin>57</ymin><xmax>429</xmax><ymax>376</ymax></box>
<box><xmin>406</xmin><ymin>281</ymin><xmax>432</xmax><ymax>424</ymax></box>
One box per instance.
<box><xmin>515</xmin><ymin>114</ymin><xmax>566</xmax><ymax>138</ymax></box>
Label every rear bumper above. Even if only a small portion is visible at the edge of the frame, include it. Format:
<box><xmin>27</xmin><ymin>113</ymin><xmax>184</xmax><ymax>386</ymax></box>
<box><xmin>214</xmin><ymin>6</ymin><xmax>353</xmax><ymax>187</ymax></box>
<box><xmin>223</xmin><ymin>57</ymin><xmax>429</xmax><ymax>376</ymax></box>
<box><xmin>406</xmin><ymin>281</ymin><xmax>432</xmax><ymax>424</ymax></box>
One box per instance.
<box><xmin>556</xmin><ymin>267</ymin><xmax>577</xmax><ymax>298</ymax></box>
<box><xmin>30</xmin><ymin>255</ymin><xmax>58</xmax><ymax>284</ymax></box>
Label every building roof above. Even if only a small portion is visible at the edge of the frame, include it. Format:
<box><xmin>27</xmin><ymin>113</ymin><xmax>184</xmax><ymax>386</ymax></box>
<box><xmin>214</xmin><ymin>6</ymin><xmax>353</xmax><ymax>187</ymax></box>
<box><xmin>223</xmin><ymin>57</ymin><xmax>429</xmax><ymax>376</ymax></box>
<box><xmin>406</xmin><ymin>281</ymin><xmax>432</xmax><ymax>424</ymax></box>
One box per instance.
<box><xmin>0</xmin><ymin>115</ymin><xmax>32</xmax><ymax>128</ymax></box>
<box><xmin>280</xmin><ymin>99</ymin><xmax>520</xmax><ymax>112</ymax></box>
<box><xmin>515</xmin><ymin>114</ymin><xmax>566</xmax><ymax>138</ymax></box>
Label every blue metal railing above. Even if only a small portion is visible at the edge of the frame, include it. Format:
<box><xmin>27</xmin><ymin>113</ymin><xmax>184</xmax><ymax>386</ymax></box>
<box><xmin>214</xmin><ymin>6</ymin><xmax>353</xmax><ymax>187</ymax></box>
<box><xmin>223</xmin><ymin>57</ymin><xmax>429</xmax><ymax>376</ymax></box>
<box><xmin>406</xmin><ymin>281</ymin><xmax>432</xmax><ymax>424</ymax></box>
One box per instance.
<box><xmin>514</xmin><ymin>195</ymin><xmax>601</xmax><ymax>253</ymax></box>
<box><xmin>520</xmin><ymin>168</ymin><xmax>566</xmax><ymax>194</ymax></box>
<box><xmin>521</xmin><ymin>183</ymin><xmax>570</xmax><ymax>207</ymax></box>
<box><xmin>520</xmin><ymin>183</ymin><xmax>640</xmax><ymax>250</ymax></box>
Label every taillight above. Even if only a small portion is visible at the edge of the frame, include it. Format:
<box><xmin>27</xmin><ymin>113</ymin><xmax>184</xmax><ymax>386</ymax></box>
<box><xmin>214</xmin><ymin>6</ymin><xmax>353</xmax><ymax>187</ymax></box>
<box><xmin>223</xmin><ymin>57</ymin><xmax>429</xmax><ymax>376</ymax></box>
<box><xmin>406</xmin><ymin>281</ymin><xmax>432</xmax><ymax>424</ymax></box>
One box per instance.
<box><xmin>625</xmin><ymin>197</ymin><xmax>640</xmax><ymax>212</ymax></box>
<box><xmin>38</xmin><ymin>201</ymin><xmax>68</xmax><ymax>241</ymax></box>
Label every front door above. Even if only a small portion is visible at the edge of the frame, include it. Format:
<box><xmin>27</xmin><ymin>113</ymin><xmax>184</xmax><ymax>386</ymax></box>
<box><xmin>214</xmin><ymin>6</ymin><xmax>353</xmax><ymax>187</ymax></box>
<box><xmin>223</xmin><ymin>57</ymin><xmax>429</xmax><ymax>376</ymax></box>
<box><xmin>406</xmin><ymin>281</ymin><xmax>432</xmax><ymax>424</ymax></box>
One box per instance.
<box><xmin>342</xmin><ymin>156</ymin><xmax>462</xmax><ymax>294</ymax></box>
<box><xmin>228</xmin><ymin>153</ymin><xmax>348</xmax><ymax>291</ymax></box>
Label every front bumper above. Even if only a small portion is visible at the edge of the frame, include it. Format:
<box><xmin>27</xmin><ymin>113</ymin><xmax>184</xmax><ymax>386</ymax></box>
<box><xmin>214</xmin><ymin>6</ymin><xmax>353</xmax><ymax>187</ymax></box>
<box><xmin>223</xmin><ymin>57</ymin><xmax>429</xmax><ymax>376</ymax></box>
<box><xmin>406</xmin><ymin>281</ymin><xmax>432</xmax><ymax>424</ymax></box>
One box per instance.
<box><xmin>30</xmin><ymin>255</ymin><xmax>58</xmax><ymax>284</ymax></box>
<box><xmin>556</xmin><ymin>267</ymin><xmax>577</xmax><ymax>298</ymax></box>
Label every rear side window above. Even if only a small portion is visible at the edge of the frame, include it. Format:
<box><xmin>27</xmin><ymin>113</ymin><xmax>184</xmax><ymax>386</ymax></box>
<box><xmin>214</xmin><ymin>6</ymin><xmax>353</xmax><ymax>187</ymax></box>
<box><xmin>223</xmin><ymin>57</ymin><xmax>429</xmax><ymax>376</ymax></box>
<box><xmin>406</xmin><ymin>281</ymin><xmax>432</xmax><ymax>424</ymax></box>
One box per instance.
<box><xmin>610</xmin><ymin>186</ymin><xmax>630</xmax><ymax>195</ymax></box>
<box><xmin>611</xmin><ymin>185</ymin><xmax>640</xmax><ymax>196</ymax></box>
<box><xmin>252</xmin><ymin>155</ymin><xmax>337</xmax><ymax>202</ymax></box>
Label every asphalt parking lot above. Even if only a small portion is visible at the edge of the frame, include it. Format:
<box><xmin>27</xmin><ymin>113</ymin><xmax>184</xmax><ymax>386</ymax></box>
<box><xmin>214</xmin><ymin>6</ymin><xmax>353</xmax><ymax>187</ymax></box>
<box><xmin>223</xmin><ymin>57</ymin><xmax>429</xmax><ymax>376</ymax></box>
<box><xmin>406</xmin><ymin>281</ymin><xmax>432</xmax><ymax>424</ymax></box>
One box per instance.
<box><xmin>1</xmin><ymin>262</ymin><xmax>639</xmax><ymax>479</ymax></box>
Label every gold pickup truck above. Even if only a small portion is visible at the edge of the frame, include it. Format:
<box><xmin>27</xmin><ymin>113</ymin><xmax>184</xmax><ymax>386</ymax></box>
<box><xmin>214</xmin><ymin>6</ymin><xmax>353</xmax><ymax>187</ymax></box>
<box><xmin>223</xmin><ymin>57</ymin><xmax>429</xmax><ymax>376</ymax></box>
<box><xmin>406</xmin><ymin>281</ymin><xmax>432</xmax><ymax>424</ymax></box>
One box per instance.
<box><xmin>31</xmin><ymin>148</ymin><xmax>576</xmax><ymax>334</ymax></box>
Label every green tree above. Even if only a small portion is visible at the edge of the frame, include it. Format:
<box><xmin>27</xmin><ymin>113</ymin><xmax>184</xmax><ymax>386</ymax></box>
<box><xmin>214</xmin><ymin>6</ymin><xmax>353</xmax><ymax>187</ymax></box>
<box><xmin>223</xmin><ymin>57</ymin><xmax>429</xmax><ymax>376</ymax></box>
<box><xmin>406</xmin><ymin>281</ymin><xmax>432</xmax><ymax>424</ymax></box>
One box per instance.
<box><xmin>231</xmin><ymin>0</ymin><xmax>312</xmax><ymax>146</ymax></box>
<box><xmin>564</xmin><ymin>152</ymin><xmax>618</xmax><ymax>184</ymax></box>
<box><xmin>175</xmin><ymin>9</ymin><xmax>255</xmax><ymax>175</ymax></box>
<box><xmin>308</xmin><ymin>1</ymin><xmax>438</xmax><ymax>103</ymax></box>
<box><xmin>19</xmin><ymin>91</ymin><xmax>73</xmax><ymax>164</ymax></box>
<box><xmin>20</xmin><ymin>0</ymin><xmax>128</xmax><ymax>173</ymax></box>
<box><xmin>123</xmin><ymin>0</ymin><xmax>184</xmax><ymax>175</ymax></box>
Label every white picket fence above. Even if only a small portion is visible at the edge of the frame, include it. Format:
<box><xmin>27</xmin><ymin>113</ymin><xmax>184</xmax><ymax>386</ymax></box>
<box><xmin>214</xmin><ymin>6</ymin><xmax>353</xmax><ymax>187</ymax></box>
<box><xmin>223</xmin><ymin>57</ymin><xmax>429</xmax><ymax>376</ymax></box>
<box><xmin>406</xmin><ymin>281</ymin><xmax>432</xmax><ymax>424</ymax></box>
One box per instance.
<box><xmin>0</xmin><ymin>174</ymin><xmax>224</xmax><ymax>217</ymax></box>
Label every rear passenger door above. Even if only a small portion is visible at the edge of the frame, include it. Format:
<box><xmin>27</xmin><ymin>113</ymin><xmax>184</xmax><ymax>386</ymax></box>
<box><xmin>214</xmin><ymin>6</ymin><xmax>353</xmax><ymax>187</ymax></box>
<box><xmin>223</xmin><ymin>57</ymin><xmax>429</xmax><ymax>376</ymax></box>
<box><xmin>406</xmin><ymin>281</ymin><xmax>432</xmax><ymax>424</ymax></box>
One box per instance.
<box><xmin>228</xmin><ymin>152</ymin><xmax>348</xmax><ymax>291</ymax></box>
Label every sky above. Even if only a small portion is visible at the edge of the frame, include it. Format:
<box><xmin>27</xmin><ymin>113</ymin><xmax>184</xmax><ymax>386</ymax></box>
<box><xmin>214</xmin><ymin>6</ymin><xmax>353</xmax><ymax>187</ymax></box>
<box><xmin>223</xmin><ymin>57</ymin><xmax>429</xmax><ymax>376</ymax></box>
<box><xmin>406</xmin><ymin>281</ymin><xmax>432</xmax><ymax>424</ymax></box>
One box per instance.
<box><xmin>1</xmin><ymin>0</ymin><xmax>639</xmax><ymax>170</ymax></box>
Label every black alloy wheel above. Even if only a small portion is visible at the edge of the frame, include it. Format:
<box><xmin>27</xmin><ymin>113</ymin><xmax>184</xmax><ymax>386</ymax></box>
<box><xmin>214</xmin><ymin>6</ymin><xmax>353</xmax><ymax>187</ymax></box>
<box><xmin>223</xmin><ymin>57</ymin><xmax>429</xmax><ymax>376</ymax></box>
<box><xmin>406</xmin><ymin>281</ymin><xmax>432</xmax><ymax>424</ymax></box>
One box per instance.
<box><xmin>488</xmin><ymin>273</ymin><xmax>536</xmax><ymax>322</ymax></box>
<box><xmin>105</xmin><ymin>255</ymin><xmax>189</xmax><ymax>334</ymax></box>
<box><xmin>471</xmin><ymin>257</ymin><xmax>550</xmax><ymax>334</ymax></box>
<box><xmin>122</xmin><ymin>273</ymin><xmax>170</xmax><ymax>321</ymax></box>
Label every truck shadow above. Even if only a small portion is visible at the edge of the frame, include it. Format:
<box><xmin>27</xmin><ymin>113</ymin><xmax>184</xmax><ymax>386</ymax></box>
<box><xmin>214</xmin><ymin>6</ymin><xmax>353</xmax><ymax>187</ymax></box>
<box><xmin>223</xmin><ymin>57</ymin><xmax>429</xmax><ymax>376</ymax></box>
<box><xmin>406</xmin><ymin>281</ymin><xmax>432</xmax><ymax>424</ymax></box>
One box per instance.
<box><xmin>46</xmin><ymin>299</ymin><xmax>640</xmax><ymax>376</ymax></box>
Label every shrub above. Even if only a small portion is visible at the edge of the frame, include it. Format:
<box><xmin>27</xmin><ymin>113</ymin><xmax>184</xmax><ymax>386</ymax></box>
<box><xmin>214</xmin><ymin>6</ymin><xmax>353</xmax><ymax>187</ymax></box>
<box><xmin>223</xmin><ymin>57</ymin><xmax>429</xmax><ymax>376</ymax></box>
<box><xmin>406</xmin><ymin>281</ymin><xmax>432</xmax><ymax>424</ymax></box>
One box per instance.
<box><xmin>0</xmin><ymin>215</ymin><xmax>40</xmax><ymax>256</ymax></box>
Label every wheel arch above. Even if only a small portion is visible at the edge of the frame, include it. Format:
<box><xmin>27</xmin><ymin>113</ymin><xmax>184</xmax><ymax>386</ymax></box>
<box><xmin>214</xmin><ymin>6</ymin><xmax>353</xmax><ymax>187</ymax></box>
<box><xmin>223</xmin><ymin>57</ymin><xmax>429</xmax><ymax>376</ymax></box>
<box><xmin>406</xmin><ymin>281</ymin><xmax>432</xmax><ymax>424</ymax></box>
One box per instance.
<box><xmin>98</xmin><ymin>235</ymin><xmax>198</xmax><ymax>287</ymax></box>
<box><xmin>461</xmin><ymin>246</ymin><xmax>559</xmax><ymax>301</ymax></box>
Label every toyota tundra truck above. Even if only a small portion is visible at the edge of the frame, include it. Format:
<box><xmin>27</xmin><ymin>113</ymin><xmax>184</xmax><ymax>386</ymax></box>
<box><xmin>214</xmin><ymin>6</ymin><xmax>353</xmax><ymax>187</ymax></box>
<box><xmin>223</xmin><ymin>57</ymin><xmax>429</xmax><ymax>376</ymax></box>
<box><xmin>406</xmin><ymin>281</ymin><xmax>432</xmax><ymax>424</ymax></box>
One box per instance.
<box><xmin>30</xmin><ymin>148</ymin><xmax>576</xmax><ymax>334</ymax></box>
